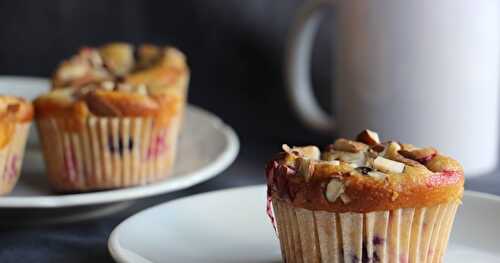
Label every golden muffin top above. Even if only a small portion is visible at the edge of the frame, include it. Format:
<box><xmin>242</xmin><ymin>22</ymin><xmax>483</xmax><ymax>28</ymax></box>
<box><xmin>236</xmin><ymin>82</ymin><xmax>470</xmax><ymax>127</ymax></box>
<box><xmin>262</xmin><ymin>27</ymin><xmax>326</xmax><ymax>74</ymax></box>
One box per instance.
<box><xmin>34</xmin><ymin>43</ymin><xmax>189</xmax><ymax>130</ymax></box>
<box><xmin>0</xmin><ymin>96</ymin><xmax>33</xmax><ymax>123</ymax></box>
<box><xmin>0</xmin><ymin>96</ymin><xmax>33</xmax><ymax>149</ymax></box>
<box><xmin>266</xmin><ymin>130</ymin><xmax>464</xmax><ymax>213</ymax></box>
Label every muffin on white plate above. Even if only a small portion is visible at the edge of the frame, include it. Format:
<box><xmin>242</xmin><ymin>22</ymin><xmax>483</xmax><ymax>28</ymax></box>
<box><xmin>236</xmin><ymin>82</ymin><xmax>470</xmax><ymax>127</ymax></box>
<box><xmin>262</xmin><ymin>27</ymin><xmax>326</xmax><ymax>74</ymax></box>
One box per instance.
<box><xmin>266</xmin><ymin>130</ymin><xmax>464</xmax><ymax>263</ymax></box>
<box><xmin>34</xmin><ymin>43</ymin><xmax>189</xmax><ymax>192</ymax></box>
<box><xmin>0</xmin><ymin>96</ymin><xmax>33</xmax><ymax>195</ymax></box>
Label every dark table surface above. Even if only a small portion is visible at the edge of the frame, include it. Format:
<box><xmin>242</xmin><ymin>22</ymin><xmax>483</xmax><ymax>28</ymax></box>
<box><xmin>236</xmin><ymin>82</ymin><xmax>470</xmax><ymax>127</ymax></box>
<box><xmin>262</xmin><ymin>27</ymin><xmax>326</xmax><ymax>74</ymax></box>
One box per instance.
<box><xmin>0</xmin><ymin>137</ymin><xmax>498</xmax><ymax>263</ymax></box>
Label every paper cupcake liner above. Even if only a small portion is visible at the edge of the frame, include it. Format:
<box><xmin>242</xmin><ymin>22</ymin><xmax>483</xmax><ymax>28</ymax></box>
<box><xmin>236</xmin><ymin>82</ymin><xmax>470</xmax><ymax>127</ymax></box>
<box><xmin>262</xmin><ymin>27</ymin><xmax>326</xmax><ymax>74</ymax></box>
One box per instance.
<box><xmin>273</xmin><ymin>199</ymin><xmax>459</xmax><ymax>263</ymax></box>
<box><xmin>36</xmin><ymin>115</ymin><xmax>181</xmax><ymax>192</ymax></box>
<box><xmin>0</xmin><ymin>123</ymin><xmax>30</xmax><ymax>195</ymax></box>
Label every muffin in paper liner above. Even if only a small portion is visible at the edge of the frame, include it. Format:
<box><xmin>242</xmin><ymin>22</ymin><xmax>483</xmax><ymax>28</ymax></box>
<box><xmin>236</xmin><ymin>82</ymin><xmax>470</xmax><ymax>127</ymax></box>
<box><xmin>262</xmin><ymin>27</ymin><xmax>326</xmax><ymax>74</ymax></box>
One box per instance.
<box><xmin>0</xmin><ymin>123</ymin><xmax>30</xmax><ymax>195</ymax></box>
<box><xmin>273</xmin><ymin>198</ymin><xmax>459</xmax><ymax>263</ymax></box>
<box><xmin>0</xmin><ymin>96</ymin><xmax>33</xmax><ymax>195</ymax></box>
<box><xmin>266</xmin><ymin>130</ymin><xmax>464</xmax><ymax>263</ymax></box>
<box><xmin>34</xmin><ymin>43</ymin><xmax>189</xmax><ymax>192</ymax></box>
<box><xmin>36</xmin><ymin>115</ymin><xmax>180</xmax><ymax>192</ymax></box>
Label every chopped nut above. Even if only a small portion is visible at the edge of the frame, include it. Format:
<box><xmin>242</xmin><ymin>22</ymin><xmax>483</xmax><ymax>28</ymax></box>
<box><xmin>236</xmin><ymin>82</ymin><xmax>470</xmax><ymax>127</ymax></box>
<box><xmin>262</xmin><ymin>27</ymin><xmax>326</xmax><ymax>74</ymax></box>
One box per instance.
<box><xmin>371</xmin><ymin>144</ymin><xmax>385</xmax><ymax>153</ymax></box>
<box><xmin>328</xmin><ymin>151</ymin><xmax>366</xmax><ymax>167</ymax></box>
<box><xmin>400</xmin><ymin>143</ymin><xmax>417</xmax><ymax>152</ymax></box>
<box><xmin>399</xmin><ymin>147</ymin><xmax>437</xmax><ymax>162</ymax></box>
<box><xmin>385</xmin><ymin>141</ymin><xmax>402</xmax><ymax>155</ymax></box>
<box><xmin>333</xmin><ymin>138</ymin><xmax>369</xmax><ymax>153</ymax></box>
<box><xmin>356</xmin><ymin>129</ymin><xmax>380</xmax><ymax>146</ymax></box>
<box><xmin>373</xmin><ymin>156</ymin><xmax>405</xmax><ymax>173</ymax></box>
<box><xmin>325</xmin><ymin>178</ymin><xmax>345</xmax><ymax>202</ymax></box>
<box><xmin>84</xmin><ymin>91</ymin><xmax>122</xmax><ymax>116</ymax></box>
<box><xmin>282</xmin><ymin>144</ymin><xmax>320</xmax><ymax>160</ymax></box>
<box><xmin>57</xmin><ymin>63</ymin><xmax>88</xmax><ymax>82</ymax></box>
<box><xmin>383</xmin><ymin>141</ymin><xmax>424</xmax><ymax>167</ymax></box>
<box><xmin>296</xmin><ymin>158</ymin><xmax>315</xmax><ymax>181</ymax></box>
<box><xmin>367</xmin><ymin>171</ymin><xmax>386</xmax><ymax>180</ymax></box>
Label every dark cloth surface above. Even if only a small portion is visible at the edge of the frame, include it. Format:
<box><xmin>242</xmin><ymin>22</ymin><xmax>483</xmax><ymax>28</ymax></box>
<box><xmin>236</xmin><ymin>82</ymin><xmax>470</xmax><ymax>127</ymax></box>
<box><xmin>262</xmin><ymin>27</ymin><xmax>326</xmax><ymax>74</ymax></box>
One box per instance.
<box><xmin>0</xmin><ymin>1</ymin><xmax>498</xmax><ymax>262</ymax></box>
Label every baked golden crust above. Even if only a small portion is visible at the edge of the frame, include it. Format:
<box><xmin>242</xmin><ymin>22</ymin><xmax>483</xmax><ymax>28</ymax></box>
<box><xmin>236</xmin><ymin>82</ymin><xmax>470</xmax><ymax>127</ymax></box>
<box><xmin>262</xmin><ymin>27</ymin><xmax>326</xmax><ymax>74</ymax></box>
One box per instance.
<box><xmin>266</xmin><ymin>130</ymin><xmax>464</xmax><ymax>213</ymax></box>
<box><xmin>0</xmin><ymin>96</ymin><xmax>33</xmax><ymax>149</ymax></box>
<box><xmin>35</xmin><ymin>43</ymin><xmax>189</xmax><ymax>131</ymax></box>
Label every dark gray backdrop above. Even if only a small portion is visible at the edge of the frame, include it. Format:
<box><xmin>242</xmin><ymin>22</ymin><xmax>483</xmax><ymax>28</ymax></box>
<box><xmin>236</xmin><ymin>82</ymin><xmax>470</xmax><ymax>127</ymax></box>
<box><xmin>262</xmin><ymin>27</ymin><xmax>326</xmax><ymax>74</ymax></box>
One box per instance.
<box><xmin>0</xmin><ymin>0</ymin><xmax>335</xmax><ymax>144</ymax></box>
<box><xmin>0</xmin><ymin>1</ymin><xmax>335</xmax><ymax>262</ymax></box>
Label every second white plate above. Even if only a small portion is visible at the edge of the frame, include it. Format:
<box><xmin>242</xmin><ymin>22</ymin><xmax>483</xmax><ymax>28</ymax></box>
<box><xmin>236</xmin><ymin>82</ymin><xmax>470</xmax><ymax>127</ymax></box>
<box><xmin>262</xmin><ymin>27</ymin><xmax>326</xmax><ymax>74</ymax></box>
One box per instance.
<box><xmin>109</xmin><ymin>186</ymin><xmax>500</xmax><ymax>263</ymax></box>
<box><xmin>0</xmin><ymin>76</ymin><xmax>239</xmax><ymax>209</ymax></box>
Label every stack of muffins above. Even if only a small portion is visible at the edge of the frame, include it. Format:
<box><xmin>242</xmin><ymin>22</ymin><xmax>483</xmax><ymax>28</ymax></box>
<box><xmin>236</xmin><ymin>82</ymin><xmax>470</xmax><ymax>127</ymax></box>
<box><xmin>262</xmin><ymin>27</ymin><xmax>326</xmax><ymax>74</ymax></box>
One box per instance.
<box><xmin>0</xmin><ymin>42</ymin><xmax>189</xmax><ymax>194</ymax></box>
<box><xmin>266</xmin><ymin>130</ymin><xmax>464</xmax><ymax>263</ymax></box>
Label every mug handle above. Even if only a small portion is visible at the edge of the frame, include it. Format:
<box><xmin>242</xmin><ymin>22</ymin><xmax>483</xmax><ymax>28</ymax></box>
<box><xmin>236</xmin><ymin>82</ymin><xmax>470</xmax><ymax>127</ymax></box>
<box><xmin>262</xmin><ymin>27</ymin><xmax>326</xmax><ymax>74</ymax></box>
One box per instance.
<box><xmin>286</xmin><ymin>0</ymin><xmax>335</xmax><ymax>134</ymax></box>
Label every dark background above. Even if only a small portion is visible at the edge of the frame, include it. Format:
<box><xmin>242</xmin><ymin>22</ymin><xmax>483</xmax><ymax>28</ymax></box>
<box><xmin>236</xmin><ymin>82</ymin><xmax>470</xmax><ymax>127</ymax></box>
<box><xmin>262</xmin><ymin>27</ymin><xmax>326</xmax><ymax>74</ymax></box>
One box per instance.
<box><xmin>0</xmin><ymin>0</ymin><xmax>335</xmax><ymax>145</ymax></box>
<box><xmin>0</xmin><ymin>1</ymin><xmax>335</xmax><ymax>262</ymax></box>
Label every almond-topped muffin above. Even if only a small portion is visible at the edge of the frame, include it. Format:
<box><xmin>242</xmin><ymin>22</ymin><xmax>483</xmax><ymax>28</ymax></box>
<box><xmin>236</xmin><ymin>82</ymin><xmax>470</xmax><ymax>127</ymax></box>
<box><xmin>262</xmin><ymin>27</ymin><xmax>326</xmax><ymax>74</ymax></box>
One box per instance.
<box><xmin>0</xmin><ymin>96</ymin><xmax>33</xmax><ymax>195</ymax></box>
<box><xmin>34</xmin><ymin>43</ymin><xmax>189</xmax><ymax>192</ymax></box>
<box><xmin>266</xmin><ymin>130</ymin><xmax>464</xmax><ymax>263</ymax></box>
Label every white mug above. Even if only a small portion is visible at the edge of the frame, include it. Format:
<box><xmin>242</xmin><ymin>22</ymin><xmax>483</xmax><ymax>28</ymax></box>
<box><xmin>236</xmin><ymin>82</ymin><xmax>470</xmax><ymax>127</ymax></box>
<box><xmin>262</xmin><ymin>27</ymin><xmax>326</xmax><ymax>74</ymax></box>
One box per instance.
<box><xmin>286</xmin><ymin>0</ymin><xmax>499</xmax><ymax>176</ymax></box>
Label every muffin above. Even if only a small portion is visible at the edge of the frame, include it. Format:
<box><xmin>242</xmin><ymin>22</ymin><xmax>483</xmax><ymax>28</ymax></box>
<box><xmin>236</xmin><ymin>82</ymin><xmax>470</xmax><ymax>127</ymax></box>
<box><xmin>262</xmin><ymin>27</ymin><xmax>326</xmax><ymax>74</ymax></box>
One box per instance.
<box><xmin>34</xmin><ymin>43</ymin><xmax>189</xmax><ymax>192</ymax></box>
<box><xmin>0</xmin><ymin>96</ymin><xmax>33</xmax><ymax>195</ymax></box>
<box><xmin>266</xmin><ymin>130</ymin><xmax>464</xmax><ymax>263</ymax></box>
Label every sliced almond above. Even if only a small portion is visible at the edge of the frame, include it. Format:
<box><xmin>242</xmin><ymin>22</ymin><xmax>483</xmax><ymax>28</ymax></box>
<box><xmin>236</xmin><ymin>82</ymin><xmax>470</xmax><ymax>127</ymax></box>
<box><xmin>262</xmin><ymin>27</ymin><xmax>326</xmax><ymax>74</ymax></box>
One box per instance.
<box><xmin>371</xmin><ymin>144</ymin><xmax>385</xmax><ymax>153</ymax></box>
<box><xmin>399</xmin><ymin>147</ymin><xmax>437</xmax><ymax>162</ymax></box>
<box><xmin>325</xmin><ymin>178</ymin><xmax>345</xmax><ymax>202</ymax></box>
<box><xmin>373</xmin><ymin>156</ymin><xmax>405</xmax><ymax>173</ymax></box>
<box><xmin>367</xmin><ymin>171</ymin><xmax>387</xmax><ymax>180</ymax></box>
<box><xmin>400</xmin><ymin>143</ymin><xmax>417</xmax><ymax>152</ymax></box>
<box><xmin>385</xmin><ymin>141</ymin><xmax>402</xmax><ymax>155</ymax></box>
<box><xmin>282</xmin><ymin>144</ymin><xmax>320</xmax><ymax>160</ymax></box>
<box><xmin>333</xmin><ymin>138</ymin><xmax>369</xmax><ymax>153</ymax></box>
<box><xmin>329</xmin><ymin>150</ymin><xmax>366</xmax><ymax>167</ymax></box>
<box><xmin>84</xmin><ymin>91</ymin><xmax>122</xmax><ymax>116</ymax></box>
<box><xmin>356</xmin><ymin>129</ymin><xmax>380</xmax><ymax>146</ymax></box>
<box><xmin>296</xmin><ymin>158</ymin><xmax>315</xmax><ymax>180</ymax></box>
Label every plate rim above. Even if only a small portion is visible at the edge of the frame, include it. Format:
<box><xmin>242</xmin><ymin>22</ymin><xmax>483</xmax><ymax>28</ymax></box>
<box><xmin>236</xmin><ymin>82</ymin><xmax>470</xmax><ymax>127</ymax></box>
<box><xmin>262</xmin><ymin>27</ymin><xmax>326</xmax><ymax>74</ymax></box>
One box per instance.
<box><xmin>107</xmin><ymin>186</ymin><xmax>500</xmax><ymax>263</ymax></box>
<box><xmin>0</xmin><ymin>105</ymin><xmax>239</xmax><ymax>208</ymax></box>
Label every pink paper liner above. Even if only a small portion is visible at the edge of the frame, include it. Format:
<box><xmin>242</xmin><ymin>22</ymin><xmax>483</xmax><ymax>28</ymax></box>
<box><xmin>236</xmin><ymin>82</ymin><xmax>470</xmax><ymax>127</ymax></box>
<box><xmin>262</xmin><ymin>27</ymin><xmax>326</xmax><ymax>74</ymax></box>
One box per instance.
<box><xmin>273</xmin><ymin>199</ymin><xmax>459</xmax><ymax>263</ymax></box>
<box><xmin>36</xmin><ymin>115</ymin><xmax>181</xmax><ymax>192</ymax></box>
<box><xmin>0</xmin><ymin>123</ymin><xmax>30</xmax><ymax>195</ymax></box>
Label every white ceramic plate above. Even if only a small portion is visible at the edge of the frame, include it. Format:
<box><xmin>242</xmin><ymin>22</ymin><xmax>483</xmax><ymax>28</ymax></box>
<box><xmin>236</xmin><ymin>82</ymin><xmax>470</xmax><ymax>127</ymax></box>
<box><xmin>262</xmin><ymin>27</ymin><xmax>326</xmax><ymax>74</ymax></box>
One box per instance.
<box><xmin>109</xmin><ymin>185</ymin><xmax>500</xmax><ymax>263</ymax></box>
<box><xmin>0</xmin><ymin>76</ymin><xmax>239</xmax><ymax>208</ymax></box>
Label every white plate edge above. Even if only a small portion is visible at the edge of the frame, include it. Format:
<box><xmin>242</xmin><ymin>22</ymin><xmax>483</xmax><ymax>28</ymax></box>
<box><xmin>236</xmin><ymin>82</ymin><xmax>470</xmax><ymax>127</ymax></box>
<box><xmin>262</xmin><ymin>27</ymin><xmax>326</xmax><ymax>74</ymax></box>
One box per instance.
<box><xmin>108</xmin><ymin>185</ymin><xmax>262</xmax><ymax>263</ymax></box>
<box><xmin>0</xmin><ymin>105</ymin><xmax>239</xmax><ymax>208</ymax></box>
<box><xmin>107</xmin><ymin>186</ymin><xmax>500</xmax><ymax>263</ymax></box>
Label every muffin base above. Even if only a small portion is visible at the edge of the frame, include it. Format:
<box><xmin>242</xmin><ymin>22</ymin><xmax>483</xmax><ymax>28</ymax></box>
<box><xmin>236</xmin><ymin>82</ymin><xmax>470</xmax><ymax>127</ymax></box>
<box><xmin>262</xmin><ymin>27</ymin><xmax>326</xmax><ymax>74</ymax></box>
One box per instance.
<box><xmin>273</xmin><ymin>198</ymin><xmax>459</xmax><ymax>263</ymax></box>
<box><xmin>0</xmin><ymin>123</ymin><xmax>30</xmax><ymax>195</ymax></box>
<box><xmin>37</xmin><ymin>116</ymin><xmax>180</xmax><ymax>192</ymax></box>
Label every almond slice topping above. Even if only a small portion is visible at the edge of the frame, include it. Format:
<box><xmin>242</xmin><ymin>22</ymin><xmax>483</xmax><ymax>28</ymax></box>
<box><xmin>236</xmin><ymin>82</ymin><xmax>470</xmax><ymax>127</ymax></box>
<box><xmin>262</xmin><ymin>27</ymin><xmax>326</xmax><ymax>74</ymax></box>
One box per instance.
<box><xmin>296</xmin><ymin>158</ymin><xmax>315</xmax><ymax>180</ymax></box>
<box><xmin>325</xmin><ymin>178</ymin><xmax>345</xmax><ymax>202</ymax></box>
<box><xmin>399</xmin><ymin>147</ymin><xmax>437</xmax><ymax>162</ymax></box>
<box><xmin>333</xmin><ymin>138</ymin><xmax>369</xmax><ymax>153</ymax></box>
<box><xmin>373</xmin><ymin>156</ymin><xmax>405</xmax><ymax>173</ymax></box>
<box><xmin>356</xmin><ymin>129</ymin><xmax>380</xmax><ymax>146</ymax></box>
<box><xmin>282</xmin><ymin>144</ymin><xmax>320</xmax><ymax>160</ymax></box>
